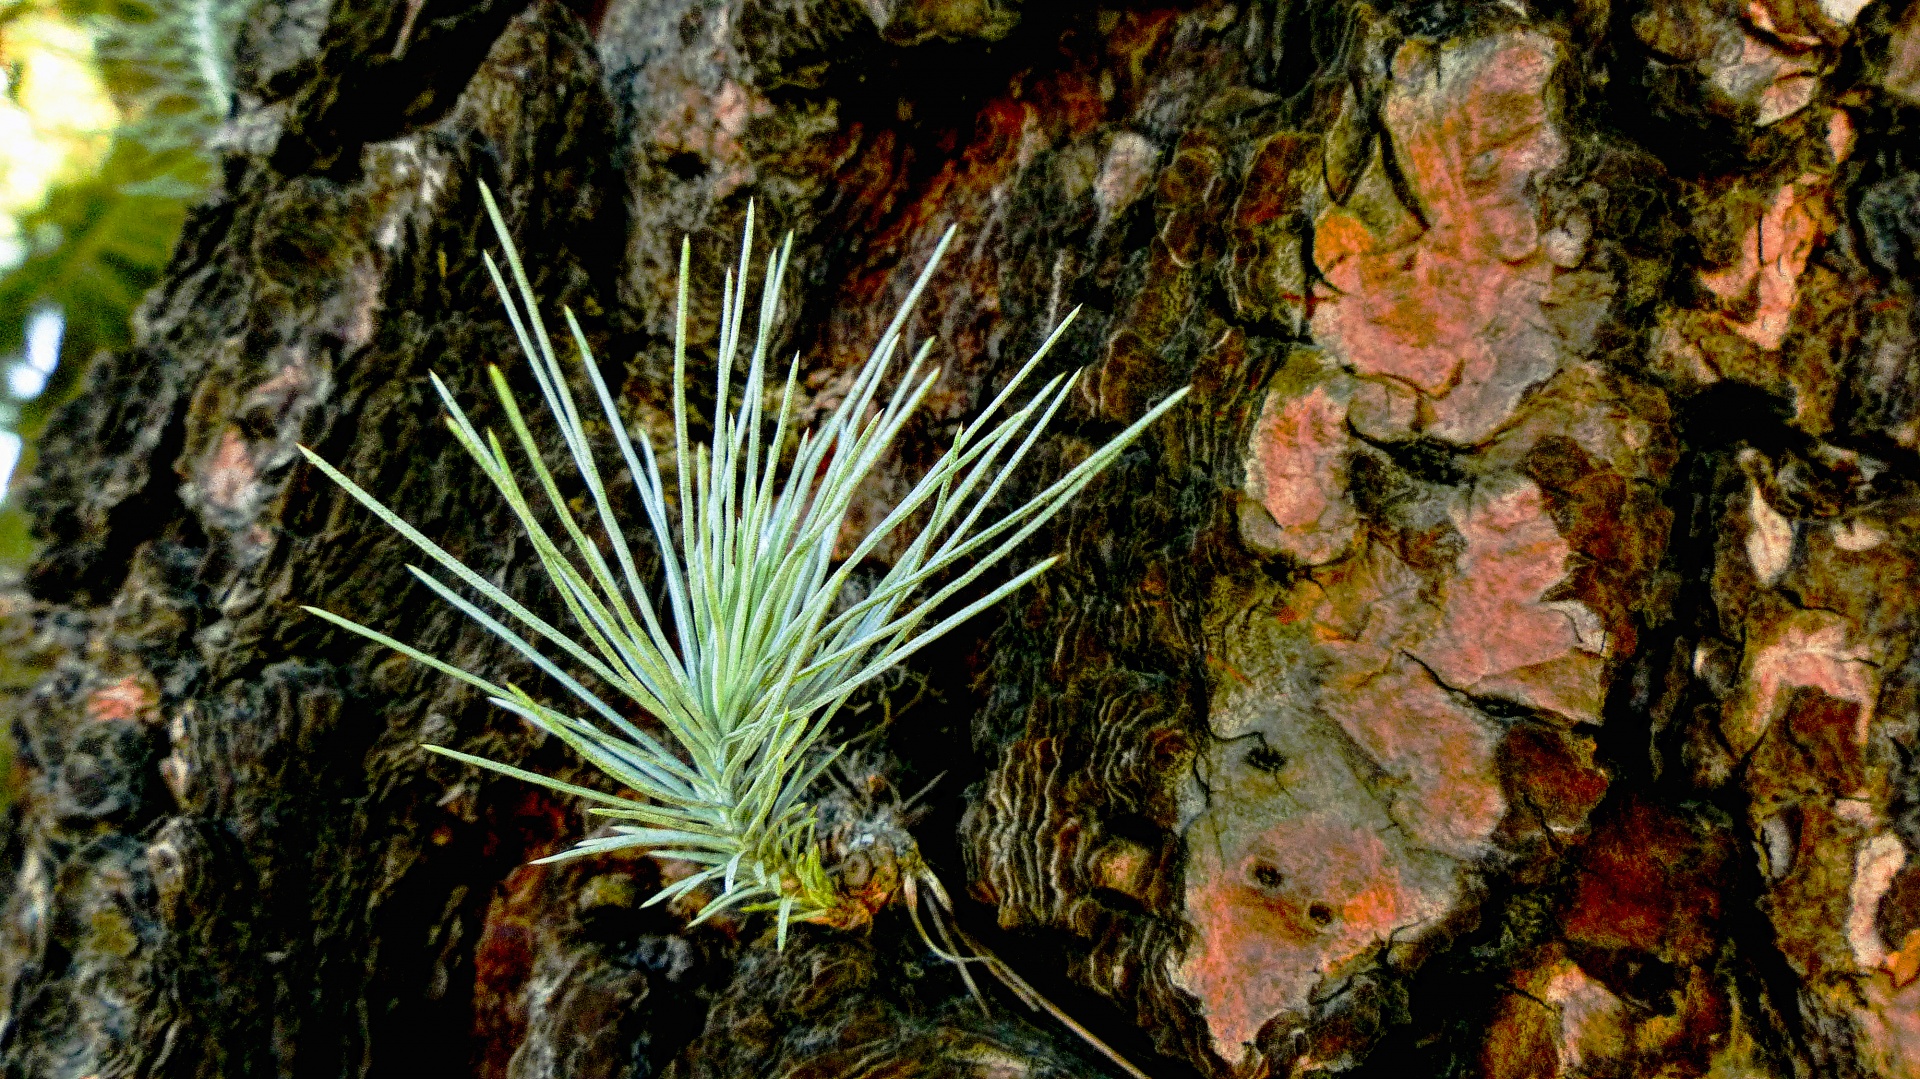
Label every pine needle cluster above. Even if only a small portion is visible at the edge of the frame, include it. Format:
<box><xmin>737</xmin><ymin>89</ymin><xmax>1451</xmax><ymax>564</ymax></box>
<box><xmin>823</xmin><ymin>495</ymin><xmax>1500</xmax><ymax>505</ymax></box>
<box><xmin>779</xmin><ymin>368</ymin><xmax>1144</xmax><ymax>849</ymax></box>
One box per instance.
<box><xmin>301</xmin><ymin>186</ymin><xmax>1186</xmax><ymax>948</ymax></box>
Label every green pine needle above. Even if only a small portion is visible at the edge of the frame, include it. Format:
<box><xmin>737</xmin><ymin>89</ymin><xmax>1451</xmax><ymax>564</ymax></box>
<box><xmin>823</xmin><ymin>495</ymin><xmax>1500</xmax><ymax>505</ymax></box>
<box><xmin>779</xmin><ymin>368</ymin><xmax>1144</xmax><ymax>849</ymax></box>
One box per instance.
<box><xmin>301</xmin><ymin>184</ymin><xmax>1188</xmax><ymax>942</ymax></box>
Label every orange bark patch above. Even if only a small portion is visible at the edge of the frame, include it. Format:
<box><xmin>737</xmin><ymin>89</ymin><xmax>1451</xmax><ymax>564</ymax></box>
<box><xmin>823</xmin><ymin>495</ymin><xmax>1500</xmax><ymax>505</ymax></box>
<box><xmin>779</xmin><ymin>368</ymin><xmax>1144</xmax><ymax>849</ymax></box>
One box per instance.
<box><xmin>1728</xmin><ymin>609</ymin><xmax>1877</xmax><ymax>757</ymax></box>
<box><xmin>1415</xmin><ymin>480</ymin><xmax>1607</xmax><ymax>723</ymax></box>
<box><xmin>1310</xmin><ymin>32</ymin><xmax>1569</xmax><ymax>446</ymax></box>
<box><xmin>1242</xmin><ymin>382</ymin><xmax>1357</xmax><ymax>565</ymax></box>
<box><xmin>1886</xmin><ymin>929</ymin><xmax>1920</xmax><ymax>989</ymax></box>
<box><xmin>84</xmin><ymin>677</ymin><xmax>159</xmax><ymax>725</ymax></box>
<box><xmin>1176</xmin><ymin>814</ymin><xmax>1421</xmax><ymax>1064</ymax></box>
<box><xmin>1177</xmin><ymin>34</ymin><xmax>1673</xmax><ymax>1071</ymax></box>
<box><xmin>1697</xmin><ymin>173</ymin><xmax>1832</xmax><ymax>352</ymax></box>
<box><xmin>202</xmin><ymin>428</ymin><xmax>256</xmax><ymax>514</ymax></box>
<box><xmin>1195</xmin><ymin>469</ymin><xmax>1610</xmax><ymax>1066</ymax></box>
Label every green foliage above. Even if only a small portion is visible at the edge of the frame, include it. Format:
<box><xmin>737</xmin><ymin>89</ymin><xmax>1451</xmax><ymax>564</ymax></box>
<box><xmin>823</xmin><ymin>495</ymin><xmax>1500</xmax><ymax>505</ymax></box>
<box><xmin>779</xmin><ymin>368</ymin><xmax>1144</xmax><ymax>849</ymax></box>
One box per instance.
<box><xmin>0</xmin><ymin>0</ymin><xmax>247</xmax><ymax>564</ymax></box>
<box><xmin>61</xmin><ymin>0</ymin><xmax>248</xmax><ymax>150</ymax></box>
<box><xmin>0</xmin><ymin>0</ymin><xmax>245</xmax><ymax>354</ymax></box>
<box><xmin>0</xmin><ymin>136</ymin><xmax>199</xmax><ymax>359</ymax></box>
<box><xmin>2</xmin><ymin>0</ymin><xmax>246</xmax><ymax>340</ymax></box>
<box><xmin>303</xmin><ymin>185</ymin><xmax>1187</xmax><ymax>946</ymax></box>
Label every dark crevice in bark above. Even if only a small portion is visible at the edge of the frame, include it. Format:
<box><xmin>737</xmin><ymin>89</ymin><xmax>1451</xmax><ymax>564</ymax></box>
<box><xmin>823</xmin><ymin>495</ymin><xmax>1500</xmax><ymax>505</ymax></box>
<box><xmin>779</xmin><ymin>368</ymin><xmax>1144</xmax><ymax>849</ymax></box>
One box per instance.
<box><xmin>268</xmin><ymin>0</ymin><xmax>539</xmax><ymax>178</ymax></box>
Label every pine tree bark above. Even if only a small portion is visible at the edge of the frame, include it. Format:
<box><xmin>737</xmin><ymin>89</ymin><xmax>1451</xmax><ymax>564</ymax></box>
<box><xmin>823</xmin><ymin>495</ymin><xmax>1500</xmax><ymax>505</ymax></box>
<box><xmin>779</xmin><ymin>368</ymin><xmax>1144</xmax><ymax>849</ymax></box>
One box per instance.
<box><xmin>4</xmin><ymin>0</ymin><xmax>1920</xmax><ymax>1075</ymax></box>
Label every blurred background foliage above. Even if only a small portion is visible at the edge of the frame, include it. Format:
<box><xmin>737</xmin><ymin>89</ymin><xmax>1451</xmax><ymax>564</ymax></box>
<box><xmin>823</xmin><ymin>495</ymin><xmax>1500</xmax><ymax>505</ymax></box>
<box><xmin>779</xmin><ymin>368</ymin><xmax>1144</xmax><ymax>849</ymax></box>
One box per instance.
<box><xmin>0</xmin><ymin>0</ymin><xmax>242</xmax><ymax>574</ymax></box>
<box><xmin>0</xmin><ymin>0</ymin><xmax>240</xmax><ymax>795</ymax></box>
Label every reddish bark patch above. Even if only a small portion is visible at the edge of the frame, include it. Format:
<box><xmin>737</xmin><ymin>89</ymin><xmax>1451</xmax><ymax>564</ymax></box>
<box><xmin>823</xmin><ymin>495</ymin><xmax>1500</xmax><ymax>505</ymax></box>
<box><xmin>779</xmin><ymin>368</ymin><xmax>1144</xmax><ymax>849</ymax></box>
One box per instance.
<box><xmin>1564</xmin><ymin>798</ymin><xmax>1732</xmax><ymax>966</ymax></box>
<box><xmin>1228</xmin><ymin>133</ymin><xmax>1317</xmax><ymax>327</ymax></box>
<box><xmin>1781</xmin><ymin>685</ymin><xmax>1868</xmax><ymax>791</ymax></box>
<box><xmin>472</xmin><ymin>863</ymin><xmax>548</xmax><ymax>1079</ymax></box>
<box><xmin>1497</xmin><ymin>724</ymin><xmax>1609</xmax><ymax>839</ymax></box>
<box><xmin>1877</xmin><ymin>864</ymin><xmax>1920</xmax><ymax>967</ymax></box>
<box><xmin>470</xmin><ymin>786</ymin><xmax>576</xmax><ymax>1076</ymax></box>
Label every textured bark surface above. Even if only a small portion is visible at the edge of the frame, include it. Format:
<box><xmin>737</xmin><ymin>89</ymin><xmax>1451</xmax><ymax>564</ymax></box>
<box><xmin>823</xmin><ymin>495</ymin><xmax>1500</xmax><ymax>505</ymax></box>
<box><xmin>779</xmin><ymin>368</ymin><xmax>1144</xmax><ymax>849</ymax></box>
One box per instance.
<box><xmin>4</xmin><ymin>0</ymin><xmax>1920</xmax><ymax>1075</ymax></box>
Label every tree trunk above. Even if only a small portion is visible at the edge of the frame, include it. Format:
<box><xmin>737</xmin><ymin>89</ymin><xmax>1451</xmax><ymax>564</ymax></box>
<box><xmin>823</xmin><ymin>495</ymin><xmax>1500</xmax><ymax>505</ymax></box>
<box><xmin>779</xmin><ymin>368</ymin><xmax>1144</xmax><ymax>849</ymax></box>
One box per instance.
<box><xmin>4</xmin><ymin>0</ymin><xmax>1920</xmax><ymax>1075</ymax></box>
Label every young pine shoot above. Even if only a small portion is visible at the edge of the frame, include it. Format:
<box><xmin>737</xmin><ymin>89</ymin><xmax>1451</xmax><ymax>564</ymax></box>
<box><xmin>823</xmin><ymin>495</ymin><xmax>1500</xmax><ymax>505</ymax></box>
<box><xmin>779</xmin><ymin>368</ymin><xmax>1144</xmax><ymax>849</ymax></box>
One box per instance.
<box><xmin>301</xmin><ymin>186</ymin><xmax>1184</xmax><ymax>1078</ymax></box>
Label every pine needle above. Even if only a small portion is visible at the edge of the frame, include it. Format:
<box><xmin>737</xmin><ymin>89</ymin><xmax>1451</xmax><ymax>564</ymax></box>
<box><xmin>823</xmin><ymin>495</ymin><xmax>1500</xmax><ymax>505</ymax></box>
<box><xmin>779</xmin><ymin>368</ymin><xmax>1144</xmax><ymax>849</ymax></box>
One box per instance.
<box><xmin>301</xmin><ymin>185</ymin><xmax>1188</xmax><ymax>943</ymax></box>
